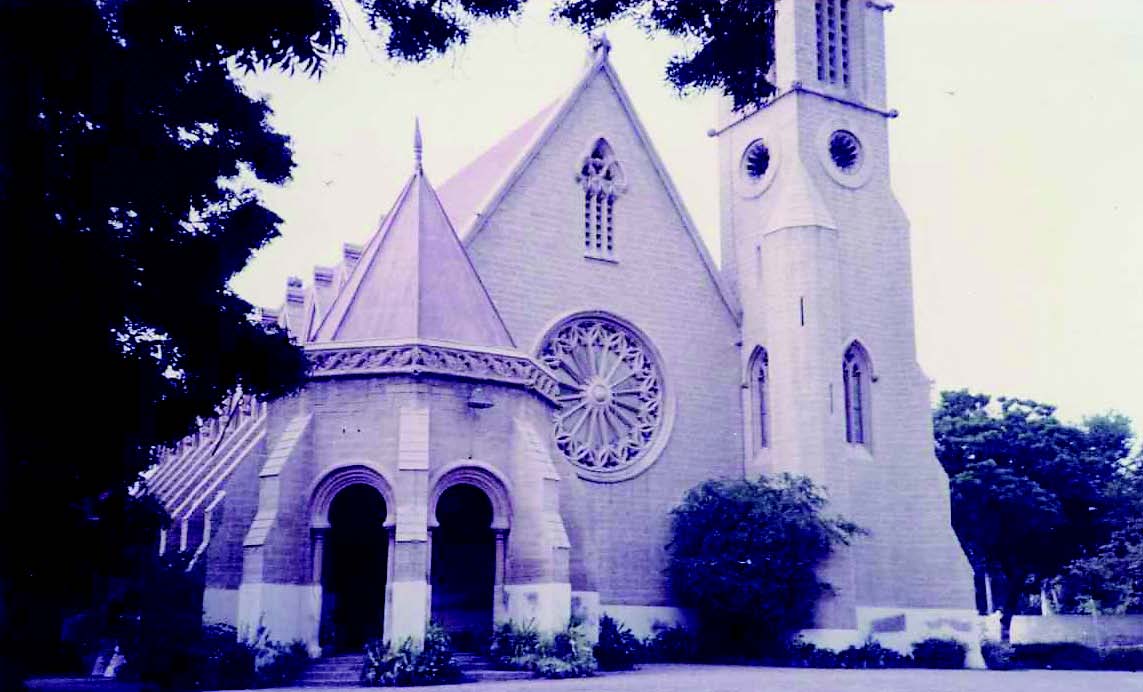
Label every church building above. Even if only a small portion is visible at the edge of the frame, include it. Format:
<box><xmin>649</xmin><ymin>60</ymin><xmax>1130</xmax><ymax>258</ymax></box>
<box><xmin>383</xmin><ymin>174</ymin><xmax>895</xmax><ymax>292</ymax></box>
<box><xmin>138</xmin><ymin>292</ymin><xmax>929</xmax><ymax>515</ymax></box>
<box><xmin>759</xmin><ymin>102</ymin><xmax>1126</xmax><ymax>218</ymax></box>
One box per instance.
<box><xmin>146</xmin><ymin>0</ymin><xmax>977</xmax><ymax>655</ymax></box>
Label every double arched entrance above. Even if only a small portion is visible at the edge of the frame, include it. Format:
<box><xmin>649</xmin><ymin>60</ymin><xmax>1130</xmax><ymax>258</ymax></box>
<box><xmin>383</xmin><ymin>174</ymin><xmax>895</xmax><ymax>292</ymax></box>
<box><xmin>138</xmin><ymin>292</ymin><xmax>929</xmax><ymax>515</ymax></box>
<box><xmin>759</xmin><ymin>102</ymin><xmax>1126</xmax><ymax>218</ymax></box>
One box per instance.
<box><xmin>311</xmin><ymin>464</ymin><xmax>508</xmax><ymax>652</ymax></box>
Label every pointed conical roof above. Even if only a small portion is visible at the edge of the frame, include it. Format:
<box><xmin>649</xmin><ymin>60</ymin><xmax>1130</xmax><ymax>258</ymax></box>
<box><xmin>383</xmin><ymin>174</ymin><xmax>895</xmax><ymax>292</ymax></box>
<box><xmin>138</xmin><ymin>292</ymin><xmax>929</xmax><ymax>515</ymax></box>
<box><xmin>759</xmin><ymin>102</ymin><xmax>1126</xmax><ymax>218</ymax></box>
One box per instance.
<box><xmin>311</xmin><ymin>136</ymin><xmax>515</xmax><ymax>349</ymax></box>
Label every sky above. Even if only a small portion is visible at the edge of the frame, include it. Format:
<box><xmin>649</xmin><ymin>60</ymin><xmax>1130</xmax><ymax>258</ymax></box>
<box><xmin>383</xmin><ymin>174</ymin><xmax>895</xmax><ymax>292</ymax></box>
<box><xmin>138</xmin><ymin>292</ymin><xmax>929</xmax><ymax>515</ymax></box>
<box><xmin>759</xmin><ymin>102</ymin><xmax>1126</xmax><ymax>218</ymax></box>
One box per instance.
<box><xmin>232</xmin><ymin>0</ymin><xmax>1143</xmax><ymax>436</ymax></box>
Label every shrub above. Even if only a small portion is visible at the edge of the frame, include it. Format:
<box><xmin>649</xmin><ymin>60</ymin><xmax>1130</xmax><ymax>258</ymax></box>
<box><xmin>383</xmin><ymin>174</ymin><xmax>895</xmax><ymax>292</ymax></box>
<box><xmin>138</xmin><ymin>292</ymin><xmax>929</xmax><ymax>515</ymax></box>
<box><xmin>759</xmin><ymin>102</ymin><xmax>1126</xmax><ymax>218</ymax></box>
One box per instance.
<box><xmin>666</xmin><ymin>474</ymin><xmax>863</xmax><ymax>656</ymax></box>
<box><xmin>593</xmin><ymin>615</ymin><xmax>641</xmax><ymax>671</ymax></box>
<box><xmin>1012</xmin><ymin>642</ymin><xmax>1101</xmax><ymax>670</ymax></box>
<box><xmin>775</xmin><ymin>637</ymin><xmax>910</xmax><ymax>669</ymax></box>
<box><xmin>531</xmin><ymin>654</ymin><xmax>597</xmax><ymax>679</ymax></box>
<box><xmin>981</xmin><ymin>640</ymin><xmax>1016</xmax><ymax>670</ymax></box>
<box><xmin>835</xmin><ymin>640</ymin><xmax>911</xmax><ymax>669</ymax></box>
<box><xmin>641</xmin><ymin>623</ymin><xmax>698</xmax><ymax>663</ymax></box>
<box><xmin>196</xmin><ymin>624</ymin><xmax>260</xmax><ymax>690</ymax></box>
<box><xmin>910</xmin><ymin>638</ymin><xmax>967</xmax><ymax>669</ymax></box>
<box><xmin>360</xmin><ymin>624</ymin><xmax>461</xmax><ymax>687</ymax></box>
<box><xmin>486</xmin><ymin>620</ymin><xmax>596</xmax><ymax>679</ymax></box>
<box><xmin>1101</xmin><ymin>645</ymin><xmax>1143</xmax><ymax>671</ymax></box>
<box><xmin>489</xmin><ymin>620</ymin><xmax>542</xmax><ymax>669</ymax></box>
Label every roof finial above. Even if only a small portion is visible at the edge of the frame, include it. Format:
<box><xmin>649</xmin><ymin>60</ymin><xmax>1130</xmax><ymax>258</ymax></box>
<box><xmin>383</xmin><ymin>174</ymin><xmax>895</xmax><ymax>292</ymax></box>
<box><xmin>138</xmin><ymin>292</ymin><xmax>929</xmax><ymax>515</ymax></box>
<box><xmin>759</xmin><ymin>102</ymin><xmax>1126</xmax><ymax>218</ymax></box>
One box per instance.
<box><xmin>589</xmin><ymin>32</ymin><xmax>611</xmax><ymax>62</ymax></box>
<box><xmin>413</xmin><ymin>116</ymin><xmax>423</xmax><ymax>173</ymax></box>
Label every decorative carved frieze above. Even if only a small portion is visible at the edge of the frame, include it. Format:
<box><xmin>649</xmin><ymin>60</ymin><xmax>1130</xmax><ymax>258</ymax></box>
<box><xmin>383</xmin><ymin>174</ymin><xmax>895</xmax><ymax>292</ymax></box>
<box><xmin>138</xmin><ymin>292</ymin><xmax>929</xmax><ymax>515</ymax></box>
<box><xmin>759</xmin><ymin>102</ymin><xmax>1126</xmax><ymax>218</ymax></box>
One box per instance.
<box><xmin>306</xmin><ymin>342</ymin><xmax>560</xmax><ymax>403</ymax></box>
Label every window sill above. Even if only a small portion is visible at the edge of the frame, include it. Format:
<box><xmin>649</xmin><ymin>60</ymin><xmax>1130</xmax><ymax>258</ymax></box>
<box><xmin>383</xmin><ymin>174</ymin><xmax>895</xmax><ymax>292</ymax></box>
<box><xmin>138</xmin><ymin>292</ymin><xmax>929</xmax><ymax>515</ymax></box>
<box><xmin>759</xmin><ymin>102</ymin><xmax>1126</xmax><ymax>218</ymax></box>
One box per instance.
<box><xmin>584</xmin><ymin>253</ymin><xmax>618</xmax><ymax>264</ymax></box>
<box><xmin>845</xmin><ymin>443</ymin><xmax>874</xmax><ymax>462</ymax></box>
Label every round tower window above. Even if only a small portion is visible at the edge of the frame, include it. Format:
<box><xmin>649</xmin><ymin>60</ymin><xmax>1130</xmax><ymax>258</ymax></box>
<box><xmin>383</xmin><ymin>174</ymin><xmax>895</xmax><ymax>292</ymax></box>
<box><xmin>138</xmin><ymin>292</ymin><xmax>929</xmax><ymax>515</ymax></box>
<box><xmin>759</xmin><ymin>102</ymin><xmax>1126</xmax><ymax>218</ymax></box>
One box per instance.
<box><xmin>829</xmin><ymin>130</ymin><xmax>862</xmax><ymax>173</ymax></box>
<box><xmin>742</xmin><ymin>140</ymin><xmax>771</xmax><ymax>181</ymax></box>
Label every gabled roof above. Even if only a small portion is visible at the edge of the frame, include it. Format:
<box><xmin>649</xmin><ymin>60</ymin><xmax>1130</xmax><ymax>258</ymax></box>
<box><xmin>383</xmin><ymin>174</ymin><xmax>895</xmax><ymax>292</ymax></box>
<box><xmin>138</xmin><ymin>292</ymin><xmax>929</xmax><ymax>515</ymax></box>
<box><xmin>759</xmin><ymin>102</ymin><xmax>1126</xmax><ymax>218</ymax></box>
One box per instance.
<box><xmin>438</xmin><ymin>101</ymin><xmax>558</xmax><ymax>240</ymax></box>
<box><xmin>437</xmin><ymin>38</ymin><xmax>740</xmax><ymax>321</ymax></box>
<box><xmin>310</xmin><ymin>140</ymin><xmax>515</xmax><ymax>349</ymax></box>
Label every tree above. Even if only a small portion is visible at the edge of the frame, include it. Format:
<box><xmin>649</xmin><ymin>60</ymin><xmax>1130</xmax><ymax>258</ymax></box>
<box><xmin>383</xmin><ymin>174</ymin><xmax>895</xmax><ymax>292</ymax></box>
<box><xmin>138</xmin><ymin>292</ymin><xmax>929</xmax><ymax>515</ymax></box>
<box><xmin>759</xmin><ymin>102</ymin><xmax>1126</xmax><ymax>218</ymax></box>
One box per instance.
<box><xmin>933</xmin><ymin>390</ymin><xmax>1136</xmax><ymax>640</ymax></box>
<box><xmin>666</xmin><ymin>474</ymin><xmax>862</xmax><ymax>657</ymax></box>
<box><xmin>1</xmin><ymin>1</ymin><xmax>782</xmax><ymax>685</ymax></box>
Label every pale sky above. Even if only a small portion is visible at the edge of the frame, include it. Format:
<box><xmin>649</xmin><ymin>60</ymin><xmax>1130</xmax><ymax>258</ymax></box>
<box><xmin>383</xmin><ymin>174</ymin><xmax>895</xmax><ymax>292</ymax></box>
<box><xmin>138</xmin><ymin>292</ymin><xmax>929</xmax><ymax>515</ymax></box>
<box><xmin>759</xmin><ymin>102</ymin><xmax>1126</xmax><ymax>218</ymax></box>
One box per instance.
<box><xmin>233</xmin><ymin>0</ymin><xmax>1143</xmax><ymax>438</ymax></box>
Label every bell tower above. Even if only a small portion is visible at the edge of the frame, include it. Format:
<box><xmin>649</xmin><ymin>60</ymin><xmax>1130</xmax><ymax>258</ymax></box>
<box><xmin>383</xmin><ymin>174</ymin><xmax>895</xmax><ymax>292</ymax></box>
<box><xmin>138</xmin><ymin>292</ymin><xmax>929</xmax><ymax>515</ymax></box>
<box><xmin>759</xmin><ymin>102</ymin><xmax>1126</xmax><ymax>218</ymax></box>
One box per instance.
<box><xmin>717</xmin><ymin>0</ymin><xmax>976</xmax><ymax>641</ymax></box>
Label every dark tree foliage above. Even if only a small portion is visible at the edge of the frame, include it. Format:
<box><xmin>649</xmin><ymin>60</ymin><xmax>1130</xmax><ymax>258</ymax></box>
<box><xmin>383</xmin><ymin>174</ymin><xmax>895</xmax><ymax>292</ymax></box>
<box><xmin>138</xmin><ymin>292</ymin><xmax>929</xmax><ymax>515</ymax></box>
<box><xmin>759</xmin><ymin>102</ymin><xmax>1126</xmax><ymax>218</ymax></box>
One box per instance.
<box><xmin>554</xmin><ymin>0</ymin><xmax>778</xmax><ymax>111</ymax></box>
<box><xmin>0</xmin><ymin>0</ymin><xmax>523</xmax><ymax>685</ymax></box>
<box><xmin>933</xmin><ymin>390</ymin><xmax>1136</xmax><ymax>640</ymax></box>
<box><xmin>666</xmin><ymin>474</ymin><xmax>861</xmax><ymax>657</ymax></box>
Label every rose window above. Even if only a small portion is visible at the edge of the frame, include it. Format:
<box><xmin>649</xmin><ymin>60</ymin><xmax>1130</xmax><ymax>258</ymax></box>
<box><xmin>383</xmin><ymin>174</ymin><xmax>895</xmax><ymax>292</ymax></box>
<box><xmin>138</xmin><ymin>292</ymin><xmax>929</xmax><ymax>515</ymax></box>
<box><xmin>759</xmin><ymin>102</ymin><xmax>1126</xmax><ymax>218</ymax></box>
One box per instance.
<box><xmin>538</xmin><ymin>316</ymin><xmax>665</xmax><ymax>478</ymax></box>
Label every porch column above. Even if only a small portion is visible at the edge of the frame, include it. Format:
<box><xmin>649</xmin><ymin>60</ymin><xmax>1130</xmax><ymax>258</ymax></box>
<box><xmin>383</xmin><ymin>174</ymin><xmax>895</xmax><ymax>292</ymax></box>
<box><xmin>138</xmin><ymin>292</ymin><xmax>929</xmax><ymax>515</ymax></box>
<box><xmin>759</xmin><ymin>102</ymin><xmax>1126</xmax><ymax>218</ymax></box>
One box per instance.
<box><xmin>493</xmin><ymin>529</ymin><xmax>508</xmax><ymax>623</ymax></box>
<box><xmin>311</xmin><ymin>527</ymin><xmax>329</xmax><ymax>652</ymax></box>
<box><xmin>383</xmin><ymin>525</ymin><xmax>396</xmax><ymax>642</ymax></box>
<box><xmin>389</xmin><ymin>400</ymin><xmax>432</xmax><ymax>644</ymax></box>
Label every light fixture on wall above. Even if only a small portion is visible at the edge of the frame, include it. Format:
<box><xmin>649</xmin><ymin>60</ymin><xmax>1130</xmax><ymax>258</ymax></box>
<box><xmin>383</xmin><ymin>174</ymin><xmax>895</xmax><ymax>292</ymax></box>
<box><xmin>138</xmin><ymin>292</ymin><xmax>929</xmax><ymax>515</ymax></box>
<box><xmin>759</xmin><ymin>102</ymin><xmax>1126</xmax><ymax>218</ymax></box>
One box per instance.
<box><xmin>467</xmin><ymin>386</ymin><xmax>493</xmax><ymax>410</ymax></box>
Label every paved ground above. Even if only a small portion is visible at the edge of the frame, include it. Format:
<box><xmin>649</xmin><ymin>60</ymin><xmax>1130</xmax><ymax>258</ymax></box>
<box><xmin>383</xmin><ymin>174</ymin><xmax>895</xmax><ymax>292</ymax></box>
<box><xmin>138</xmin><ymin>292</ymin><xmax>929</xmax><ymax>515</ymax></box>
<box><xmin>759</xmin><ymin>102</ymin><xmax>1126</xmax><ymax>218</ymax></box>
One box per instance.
<box><xmin>252</xmin><ymin>663</ymin><xmax>1143</xmax><ymax>692</ymax></box>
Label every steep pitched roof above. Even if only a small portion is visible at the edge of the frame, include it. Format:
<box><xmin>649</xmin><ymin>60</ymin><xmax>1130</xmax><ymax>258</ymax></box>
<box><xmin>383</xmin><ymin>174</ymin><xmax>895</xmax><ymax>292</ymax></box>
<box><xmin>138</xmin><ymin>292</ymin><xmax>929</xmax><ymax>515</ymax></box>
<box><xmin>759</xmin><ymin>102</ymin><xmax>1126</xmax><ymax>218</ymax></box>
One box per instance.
<box><xmin>438</xmin><ymin>101</ymin><xmax>558</xmax><ymax>239</ymax></box>
<box><xmin>311</xmin><ymin>147</ymin><xmax>515</xmax><ymax>349</ymax></box>
<box><xmin>438</xmin><ymin>39</ymin><xmax>740</xmax><ymax>321</ymax></box>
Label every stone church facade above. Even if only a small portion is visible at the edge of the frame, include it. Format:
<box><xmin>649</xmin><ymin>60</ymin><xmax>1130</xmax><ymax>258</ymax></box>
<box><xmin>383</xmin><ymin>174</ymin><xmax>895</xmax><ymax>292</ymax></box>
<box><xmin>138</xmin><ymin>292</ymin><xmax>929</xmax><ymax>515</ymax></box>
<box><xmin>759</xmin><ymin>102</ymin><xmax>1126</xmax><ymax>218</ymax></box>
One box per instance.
<box><xmin>146</xmin><ymin>0</ymin><xmax>976</xmax><ymax>656</ymax></box>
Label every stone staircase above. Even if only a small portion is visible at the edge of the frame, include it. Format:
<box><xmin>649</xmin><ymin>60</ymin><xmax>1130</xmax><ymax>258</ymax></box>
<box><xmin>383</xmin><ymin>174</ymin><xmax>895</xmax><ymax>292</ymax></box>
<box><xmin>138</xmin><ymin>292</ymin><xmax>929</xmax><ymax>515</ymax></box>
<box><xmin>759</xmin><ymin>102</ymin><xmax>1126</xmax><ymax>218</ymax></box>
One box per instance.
<box><xmin>298</xmin><ymin>651</ymin><xmax>534</xmax><ymax>687</ymax></box>
<box><xmin>298</xmin><ymin>654</ymin><xmax>364</xmax><ymax>687</ymax></box>
<box><xmin>453</xmin><ymin>653</ymin><xmax>534</xmax><ymax>683</ymax></box>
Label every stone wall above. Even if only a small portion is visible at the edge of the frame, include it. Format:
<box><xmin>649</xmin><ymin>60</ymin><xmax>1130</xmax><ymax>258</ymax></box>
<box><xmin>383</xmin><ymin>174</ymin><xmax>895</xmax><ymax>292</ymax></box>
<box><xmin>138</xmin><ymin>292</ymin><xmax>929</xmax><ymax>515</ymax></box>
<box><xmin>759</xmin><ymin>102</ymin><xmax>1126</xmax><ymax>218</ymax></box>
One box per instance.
<box><xmin>465</xmin><ymin>63</ymin><xmax>744</xmax><ymax>608</ymax></box>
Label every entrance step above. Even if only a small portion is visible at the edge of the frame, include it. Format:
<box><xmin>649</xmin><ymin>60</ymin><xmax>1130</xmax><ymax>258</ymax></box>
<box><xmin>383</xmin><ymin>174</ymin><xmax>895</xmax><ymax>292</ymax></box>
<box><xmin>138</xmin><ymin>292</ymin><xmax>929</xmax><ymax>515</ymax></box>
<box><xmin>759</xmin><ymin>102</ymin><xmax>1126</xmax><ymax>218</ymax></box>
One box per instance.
<box><xmin>299</xmin><ymin>654</ymin><xmax>364</xmax><ymax>687</ymax></box>
<box><xmin>452</xmin><ymin>652</ymin><xmax>493</xmax><ymax>670</ymax></box>
<box><xmin>453</xmin><ymin>653</ymin><xmax>535</xmax><ymax>683</ymax></box>
<box><xmin>463</xmin><ymin>669</ymin><xmax>535</xmax><ymax>682</ymax></box>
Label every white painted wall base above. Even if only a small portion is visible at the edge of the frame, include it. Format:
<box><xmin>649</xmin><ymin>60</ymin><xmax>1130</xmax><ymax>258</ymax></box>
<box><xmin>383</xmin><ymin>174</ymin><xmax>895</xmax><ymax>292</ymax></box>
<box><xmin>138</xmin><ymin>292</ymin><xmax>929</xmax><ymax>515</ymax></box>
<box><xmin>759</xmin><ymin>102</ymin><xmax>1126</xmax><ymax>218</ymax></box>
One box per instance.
<box><xmin>236</xmin><ymin>582</ymin><xmax>321</xmax><ymax>654</ymax></box>
<box><xmin>571</xmin><ymin>590</ymin><xmax>601</xmax><ymax>641</ymax></box>
<box><xmin>800</xmin><ymin>607</ymin><xmax>984</xmax><ymax>668</ymax></box>
<box><xmin>390</xmin><ymin>580</ymin><xmax>430</xmax><ymax>644</ymax></box>
<box><xmin>503</xmin><ymin>582</ymin><xmax>571</xmax><ymax>633</ymax></box>
<box><xmin>203</xmin><ymin>587</ymin><xmax>238</xmax><ymax>627</ymax></box>
<box><xmin>599</xmin><ymin>604</ymin><xmax>693</xmax><ymax>639</ymax></box>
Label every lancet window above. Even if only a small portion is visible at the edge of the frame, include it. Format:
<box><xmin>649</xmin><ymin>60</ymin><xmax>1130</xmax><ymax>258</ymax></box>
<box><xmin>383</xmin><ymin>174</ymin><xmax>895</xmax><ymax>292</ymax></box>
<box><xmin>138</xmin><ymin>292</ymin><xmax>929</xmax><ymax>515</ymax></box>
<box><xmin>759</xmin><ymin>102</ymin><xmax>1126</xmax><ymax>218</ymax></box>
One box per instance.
<box><xmin>750</xmin><ymin>348</ymin><xmax>770</xmax><ymax>451</ymax></box>
<box><xmin>578</xmin><ymin>139</ymin><xmax>625</xmax><ymax>259</ymax></box>
<box><xmin>843</xmin><ymin>342</ymin><xmax>871</xmax><ymax>445</ymax></box>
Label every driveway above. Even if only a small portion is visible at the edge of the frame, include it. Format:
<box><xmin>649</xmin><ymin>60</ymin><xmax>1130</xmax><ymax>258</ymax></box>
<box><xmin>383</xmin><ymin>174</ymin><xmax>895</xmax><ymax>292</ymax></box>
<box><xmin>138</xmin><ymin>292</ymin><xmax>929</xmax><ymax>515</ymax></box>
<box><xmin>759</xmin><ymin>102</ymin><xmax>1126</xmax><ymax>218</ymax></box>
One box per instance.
<box><xmin>255</xmin><ymin>663</ymin><xmax>1143</xmax><ymax>692</ymax></box>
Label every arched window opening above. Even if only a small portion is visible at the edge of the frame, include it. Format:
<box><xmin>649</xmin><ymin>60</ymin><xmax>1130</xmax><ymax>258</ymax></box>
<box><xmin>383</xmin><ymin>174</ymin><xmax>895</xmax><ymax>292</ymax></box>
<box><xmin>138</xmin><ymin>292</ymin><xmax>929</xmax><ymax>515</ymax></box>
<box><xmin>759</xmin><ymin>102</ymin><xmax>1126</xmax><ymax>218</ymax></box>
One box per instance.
<box><xmin>578</xmin><ymin>139</ymin><xmax>625</xmax><ymax>259</ymax></box>
<box><xmin>750</xmin><ymin>348</ymin><xmax>770</xmax><ymax>451</ymax></box>
<box><xmin>843</xmin><ymin>343</ymin><xmax>871</xmax><ymax>445</ymax></box>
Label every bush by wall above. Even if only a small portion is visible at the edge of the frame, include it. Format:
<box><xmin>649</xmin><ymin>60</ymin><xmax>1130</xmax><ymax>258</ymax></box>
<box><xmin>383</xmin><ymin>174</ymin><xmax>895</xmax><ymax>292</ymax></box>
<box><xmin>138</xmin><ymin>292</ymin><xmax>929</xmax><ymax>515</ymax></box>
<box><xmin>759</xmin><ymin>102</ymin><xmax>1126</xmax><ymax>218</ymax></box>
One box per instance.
<box><xmin>120</xmin><ymin>622</ymin><xmax>310</xmax><ymax>690</ymax></box>
<box><xmin>360</xmin><ymin>624</ymin><xmax>461</xmax><ymax>687</ymax></box>
<box><xmin>666</xmin><ymin>474</ymin><xmax>862</xmax><ymax>657</ymax></box>
<box><xmin>593</xmin><ymin>615</ymin><xmax>641</xmax><ymax>671</ymax></box>
<box><xmin>978</xmin><ymin>640</ymin><xmax>1143</xmax><ymax>671</ymax></box>
<box><xmin>640</xmin><ymin>623</ymin><xmax>698</xmax><ymax>663</ymax></box>
<box><xmin>486</xmin><ymin>620</ymin><xmax>596</xmax><ymax>679</ymax></box>
<box><xmin>981</xmin><ymin>640</ymin><xmax>1016</xmax><ymax>670</ymax></box>
<box><xmin>910</xmin><ymin>638</ymin><xmax>968</xmax><ymax>669</ymax></box>
<box><xmin>1100</xmin><ymin>645</ymin><xmax>1143</xmax><ymax>671</ymax></box>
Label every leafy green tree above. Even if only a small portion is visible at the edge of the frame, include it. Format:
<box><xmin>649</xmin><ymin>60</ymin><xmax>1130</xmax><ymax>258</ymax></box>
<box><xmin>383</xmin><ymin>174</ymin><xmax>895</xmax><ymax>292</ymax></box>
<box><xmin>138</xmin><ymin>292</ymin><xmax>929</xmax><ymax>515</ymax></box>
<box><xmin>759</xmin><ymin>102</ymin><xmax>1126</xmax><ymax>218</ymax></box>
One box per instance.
<box><xmin>1</xmin><ymin>1</ymin><xmax>782</xmax><ymax>686</ymax></box>
<box><xmin>933</xmin><ymin>390</ymin><xmax>1135</xmax><ymax>640</ymax></box>
<box><xmin>666</xmin><ymin>474</ymin><xmax>862</xmax><ymax>657</ymax></box>
<box><xmin>1056</xmin><ymin>466</ymin><xmax>1143</xmax><ymax>613</ymax></box>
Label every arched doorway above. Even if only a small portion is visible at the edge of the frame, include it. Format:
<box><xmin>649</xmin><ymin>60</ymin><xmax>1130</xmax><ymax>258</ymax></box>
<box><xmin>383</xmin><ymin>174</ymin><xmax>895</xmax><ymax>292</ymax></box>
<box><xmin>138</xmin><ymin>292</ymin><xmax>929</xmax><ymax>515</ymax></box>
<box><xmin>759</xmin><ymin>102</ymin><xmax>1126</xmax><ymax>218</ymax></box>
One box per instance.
<box><xmin>321</xmin><ymin>484</ymin><xmax>388</xmax><ymax>651</ymax></box>
<box><xmin>431</xmin><ymin>484</ymin><xmax>496</xmax><ymax>651</ymax></box>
